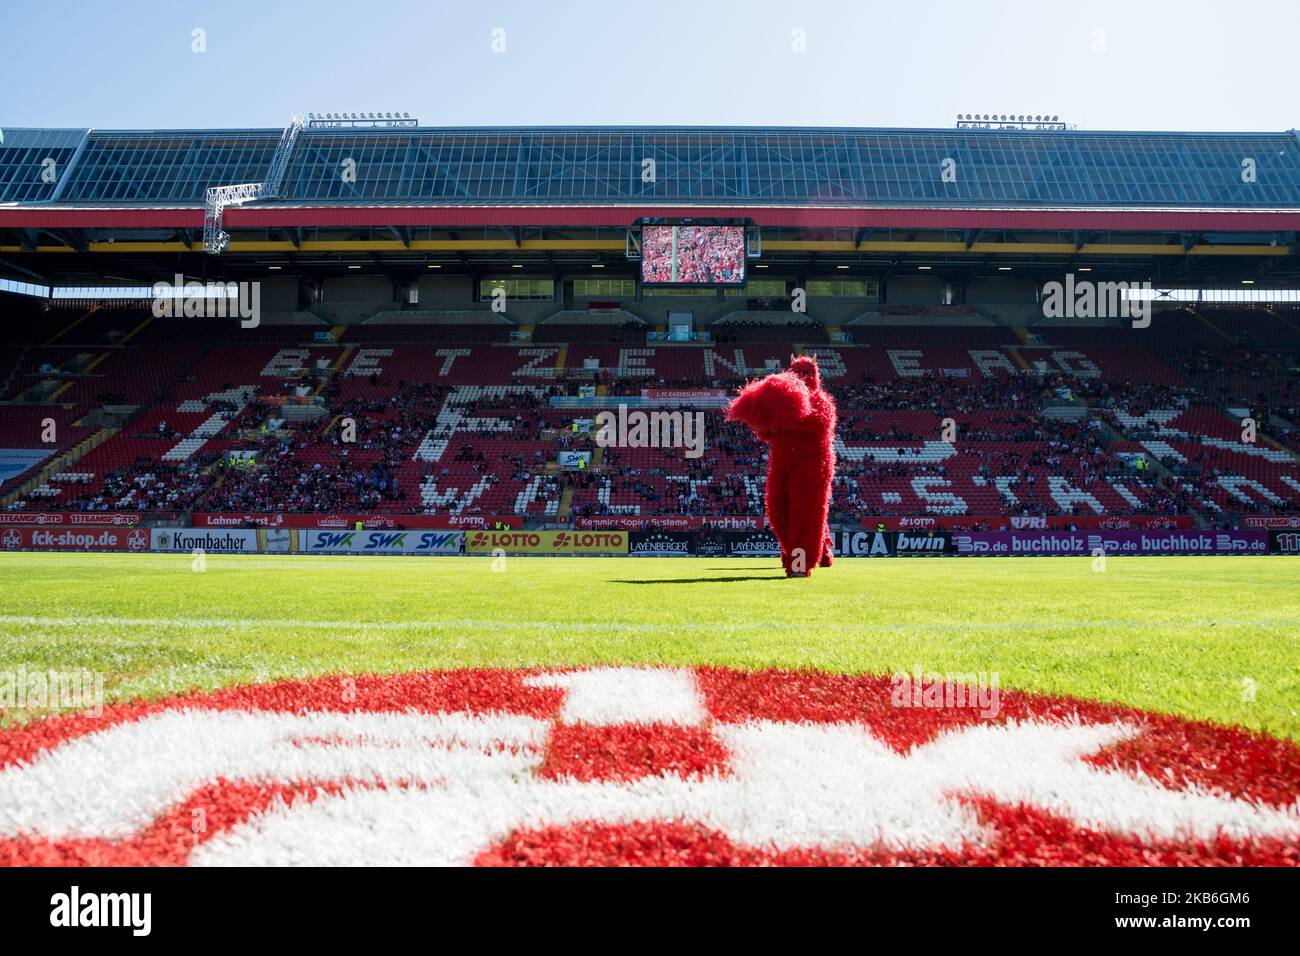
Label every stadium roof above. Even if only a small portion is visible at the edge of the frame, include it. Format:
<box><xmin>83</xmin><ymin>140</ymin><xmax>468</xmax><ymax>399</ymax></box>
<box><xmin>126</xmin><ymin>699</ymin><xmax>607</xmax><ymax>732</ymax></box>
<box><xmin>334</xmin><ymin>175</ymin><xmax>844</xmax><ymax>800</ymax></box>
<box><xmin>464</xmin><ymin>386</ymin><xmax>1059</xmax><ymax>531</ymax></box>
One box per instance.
<box><xmin>4</xmin><ymin>125</ymin><xmax>1300</xmax><ymax>210</ymax></box>
<box><xmin>4</xmin><ymin>125</ymin><xmax>1300</xmax><ymax>286</ymax></box>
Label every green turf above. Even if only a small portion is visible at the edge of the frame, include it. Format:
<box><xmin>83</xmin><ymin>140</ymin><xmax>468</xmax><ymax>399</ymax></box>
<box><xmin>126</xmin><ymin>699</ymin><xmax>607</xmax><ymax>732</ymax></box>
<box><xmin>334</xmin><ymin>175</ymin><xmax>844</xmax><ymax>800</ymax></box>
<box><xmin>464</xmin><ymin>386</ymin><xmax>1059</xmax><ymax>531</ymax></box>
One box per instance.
<box><xmin>0</xmin><ymin>552</ymin><xmax>1297</xmax><ymax>739</ymax></box>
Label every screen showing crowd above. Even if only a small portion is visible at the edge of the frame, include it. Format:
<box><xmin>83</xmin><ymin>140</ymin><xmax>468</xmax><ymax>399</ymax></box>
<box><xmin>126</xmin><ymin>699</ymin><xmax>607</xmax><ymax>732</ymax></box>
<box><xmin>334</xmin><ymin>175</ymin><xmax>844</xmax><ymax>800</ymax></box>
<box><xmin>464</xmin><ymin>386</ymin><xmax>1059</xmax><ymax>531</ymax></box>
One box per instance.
<box><xmin>640</xmin><ymin>225</ymin><xmax>746</xmax><ymax>286</ymax></box>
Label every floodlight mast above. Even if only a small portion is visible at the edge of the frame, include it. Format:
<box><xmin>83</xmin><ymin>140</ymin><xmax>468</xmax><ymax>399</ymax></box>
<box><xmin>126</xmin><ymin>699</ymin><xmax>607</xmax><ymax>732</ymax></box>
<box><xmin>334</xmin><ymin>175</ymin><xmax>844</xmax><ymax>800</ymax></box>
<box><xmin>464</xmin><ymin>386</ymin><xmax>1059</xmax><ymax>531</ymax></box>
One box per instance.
<box><xmin>263</xmin><ymin>114</ymin><xmax>305</xmax><ymax>197</ymax></box>
<box><xmin>203</xmin><ymin>114</ymin><xmax>305</xmax><ymax>255</ymax></box>
<box><xmin>204</xmin><ymin>112</ymin><xmax>416</xmax><ymax>253</ymax></box>
<box><xmin>202</xmin><ymin>182</ymin><xmax>263</xmax><ymax>255</ymax></box>
<box><xmin>305</xmin><ymin>112</ymin><xmax>418</xmax><ymax>129</ymax></box>
<box><xmin>954</xmin><ymin>112</ymin><xmax>1070</xmax><ymax>131</ymax></box>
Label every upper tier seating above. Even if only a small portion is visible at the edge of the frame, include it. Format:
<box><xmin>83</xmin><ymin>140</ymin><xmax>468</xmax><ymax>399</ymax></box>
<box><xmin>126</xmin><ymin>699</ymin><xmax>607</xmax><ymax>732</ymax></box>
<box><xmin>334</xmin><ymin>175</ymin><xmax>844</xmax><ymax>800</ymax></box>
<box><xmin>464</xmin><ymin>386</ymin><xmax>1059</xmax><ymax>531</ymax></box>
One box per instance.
<box><xmin>3</xmin><ymin>309</ymin><xmax>1295</xmax><ymax>525</ymax></box>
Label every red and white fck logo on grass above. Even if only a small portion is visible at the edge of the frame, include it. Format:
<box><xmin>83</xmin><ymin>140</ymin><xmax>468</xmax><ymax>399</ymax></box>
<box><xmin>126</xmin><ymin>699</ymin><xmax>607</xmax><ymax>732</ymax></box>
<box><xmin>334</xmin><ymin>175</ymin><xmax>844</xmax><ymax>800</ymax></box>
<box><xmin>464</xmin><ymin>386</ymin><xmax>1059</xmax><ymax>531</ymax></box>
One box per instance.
<box><xmin>0</xmin><ymin>667</ymin><xmax>1296</xmax><ymax>866</ymax></box>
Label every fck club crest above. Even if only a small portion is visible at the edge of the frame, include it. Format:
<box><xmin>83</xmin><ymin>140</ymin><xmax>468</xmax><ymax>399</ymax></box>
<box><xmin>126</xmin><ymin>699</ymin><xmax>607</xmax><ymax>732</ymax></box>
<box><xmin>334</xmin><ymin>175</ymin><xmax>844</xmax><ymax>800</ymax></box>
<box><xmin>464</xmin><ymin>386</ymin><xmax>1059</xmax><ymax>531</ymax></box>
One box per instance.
<box><xmin>0</xmin><ymin>667</ymin><xmax>1296</xmax><ymax>866</ymax></box>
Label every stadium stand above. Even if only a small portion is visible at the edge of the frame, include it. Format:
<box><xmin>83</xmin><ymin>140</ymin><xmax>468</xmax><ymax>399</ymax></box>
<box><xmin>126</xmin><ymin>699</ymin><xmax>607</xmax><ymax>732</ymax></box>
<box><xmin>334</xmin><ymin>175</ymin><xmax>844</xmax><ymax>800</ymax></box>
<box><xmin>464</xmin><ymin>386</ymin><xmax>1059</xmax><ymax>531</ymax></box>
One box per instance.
<box><xmin>3</xmin><ymin>305</ymin><xmax>1296</xmax><ymax>529</ymax></box>
<box><xmin>2</xmin><ymin>123</ymin><xmax>1298</xmax><ymax>531</ymax></box>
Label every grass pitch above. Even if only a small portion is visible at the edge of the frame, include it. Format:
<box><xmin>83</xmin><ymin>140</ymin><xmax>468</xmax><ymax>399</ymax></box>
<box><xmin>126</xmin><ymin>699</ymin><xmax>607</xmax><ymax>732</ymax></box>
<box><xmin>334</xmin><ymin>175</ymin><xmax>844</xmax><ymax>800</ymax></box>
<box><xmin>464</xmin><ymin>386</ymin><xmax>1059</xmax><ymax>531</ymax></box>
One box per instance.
<box><xmin>1</xmin><ymin>552</ymin><xmax>1296</xmax><ymax>739</ymax></box>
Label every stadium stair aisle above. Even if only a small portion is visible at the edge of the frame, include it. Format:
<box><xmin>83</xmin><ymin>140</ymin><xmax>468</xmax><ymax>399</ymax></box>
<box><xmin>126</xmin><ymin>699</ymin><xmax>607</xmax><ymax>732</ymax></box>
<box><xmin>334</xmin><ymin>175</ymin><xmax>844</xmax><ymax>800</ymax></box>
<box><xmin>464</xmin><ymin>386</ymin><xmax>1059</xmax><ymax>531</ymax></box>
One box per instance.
<box><xmin>1263</xmin><ymin>306</ymin><xmax>1300</xmax><ymax>339</ymax></box>
<box><xmin>46</xmin><ymin>315</ymin><xmax>156</xmax><ymax>402</ymax></box>
<box><xmin>116</xmin><ymin>315</ymin><xmax>156</xmax><ymax>346</ymax></box>
<box><xmin>1006</xmin><ymin>346</ymin><xmax>1032</xmax><ymax>371</ymax></box>
<box><xmin>1190</xmin><ymin>307</ymin><xmax>1240</xmax><ymax>344</ymax></box>
<box><xmin>557</xmin><ymin>482</ymin><xmax>576</xmax><ymax>521</ymax></box>
<box><xmin>43</xmin><ymin>305</ymin><xmax>99</xmax><ymax>346</ymax></box>
<box><xmin>0</xmin><ymin>346</ymin><xmax>27</xmax><ymax>396</ymax></box>
<box><xmin>201</xmin><ymin>460</ymin><xmax>231</xmax><ymax>498</ymax></box>
<box><xmin>317</xmin><ymin>345</ymin><xmax>355</xmax><ymax>397</ymax></box>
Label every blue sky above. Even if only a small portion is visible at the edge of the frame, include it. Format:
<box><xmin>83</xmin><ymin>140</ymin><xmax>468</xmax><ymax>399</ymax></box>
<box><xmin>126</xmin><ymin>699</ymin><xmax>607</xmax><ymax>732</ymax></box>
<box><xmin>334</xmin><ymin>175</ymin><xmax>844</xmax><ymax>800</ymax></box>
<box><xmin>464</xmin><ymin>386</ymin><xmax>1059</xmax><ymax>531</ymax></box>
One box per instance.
<box><xmin>0</xmin><ymin>0</ymin><xmax>1294</xmax><ymax>131</ymax></box>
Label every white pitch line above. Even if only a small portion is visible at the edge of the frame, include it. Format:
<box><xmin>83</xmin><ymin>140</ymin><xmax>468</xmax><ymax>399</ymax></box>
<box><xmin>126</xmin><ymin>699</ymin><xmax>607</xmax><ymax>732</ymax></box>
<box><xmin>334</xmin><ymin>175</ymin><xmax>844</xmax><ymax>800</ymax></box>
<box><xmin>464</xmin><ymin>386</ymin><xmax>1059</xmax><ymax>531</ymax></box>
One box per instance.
<box><xmin>0</xmin><ymin>614</ymin><xmax>1295</xmax><ymax>635</ymax></box>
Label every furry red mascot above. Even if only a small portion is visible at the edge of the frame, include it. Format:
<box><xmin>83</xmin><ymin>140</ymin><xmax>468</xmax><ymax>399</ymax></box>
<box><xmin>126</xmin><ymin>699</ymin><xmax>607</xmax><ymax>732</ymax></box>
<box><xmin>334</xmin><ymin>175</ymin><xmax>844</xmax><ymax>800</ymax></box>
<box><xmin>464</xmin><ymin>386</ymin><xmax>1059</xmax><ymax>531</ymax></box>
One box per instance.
<box><xmin>725</xmin><ymin>355</ymin><xmax>837</xmax><ymax>577</ymax></box>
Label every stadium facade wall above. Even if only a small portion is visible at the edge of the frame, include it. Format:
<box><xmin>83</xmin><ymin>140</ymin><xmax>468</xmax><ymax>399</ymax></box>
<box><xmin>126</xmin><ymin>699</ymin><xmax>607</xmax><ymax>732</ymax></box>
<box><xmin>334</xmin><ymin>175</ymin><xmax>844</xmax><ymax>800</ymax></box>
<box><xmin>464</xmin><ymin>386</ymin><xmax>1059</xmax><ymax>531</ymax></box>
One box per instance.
<box><xmin>185</xmin><ymin>278</ymin><xmax>1067</xmax><ymax>329</ymax></box>
<box><xmin>963</xmin><ymin>279</ymin><xmax>1039</xmax><ymax>305</ymax></box>
<box><xmin>150</xmin><ymin>272</ymin><xmax>1069</xmax><ymax>327</ymax></box>
<box><xmin>418</xmin><ymin>276</ymin><xmax>477</xmax><ymax>307</ymax></box>
<box><xmin>259</xmin><ymin>279</ymin><xmax>300</xmax><ymax>312</ymax></box>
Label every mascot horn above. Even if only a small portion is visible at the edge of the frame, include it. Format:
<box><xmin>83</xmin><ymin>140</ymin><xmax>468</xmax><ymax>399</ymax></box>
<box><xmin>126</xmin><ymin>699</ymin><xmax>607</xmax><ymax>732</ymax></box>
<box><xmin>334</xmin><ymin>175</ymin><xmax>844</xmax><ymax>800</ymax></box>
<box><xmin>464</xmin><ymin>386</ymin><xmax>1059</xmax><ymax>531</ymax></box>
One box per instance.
<box><xmin>725</xmin><ymin>355</ymin><xmax>837</xmax><ymax>577</ymax></box>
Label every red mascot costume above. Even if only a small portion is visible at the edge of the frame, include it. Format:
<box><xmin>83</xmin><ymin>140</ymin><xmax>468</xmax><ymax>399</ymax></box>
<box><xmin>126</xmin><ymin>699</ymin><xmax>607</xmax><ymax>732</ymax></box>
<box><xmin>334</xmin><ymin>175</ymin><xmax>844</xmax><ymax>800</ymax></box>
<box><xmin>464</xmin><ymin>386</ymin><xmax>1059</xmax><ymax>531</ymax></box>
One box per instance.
<box><xmin>725</xmin><ymin>355</ymin><xmax>837</xmax><ymax>577</ymax></box>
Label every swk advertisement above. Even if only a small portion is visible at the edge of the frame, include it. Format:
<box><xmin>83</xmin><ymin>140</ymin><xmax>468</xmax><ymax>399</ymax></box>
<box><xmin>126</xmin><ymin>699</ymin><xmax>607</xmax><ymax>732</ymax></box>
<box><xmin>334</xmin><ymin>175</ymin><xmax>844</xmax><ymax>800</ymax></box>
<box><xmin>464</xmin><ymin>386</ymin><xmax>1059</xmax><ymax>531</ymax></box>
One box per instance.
<box><xmin>303</xmin><ymin>530</ymin><xmax>465</xmax><ymax>554</ymax></box>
